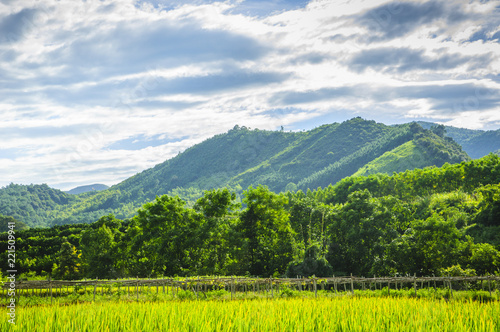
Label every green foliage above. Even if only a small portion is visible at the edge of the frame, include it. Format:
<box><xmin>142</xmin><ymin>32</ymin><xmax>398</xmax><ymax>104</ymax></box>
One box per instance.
<box><xmin>467</xmin><ymin>243</ymin><xmax>500</xmax><ymax>275</ymax></box>
<box><xmin>80</xmin><ymin>215</ymin><xmax>124</xmax><ymax>279</ymax></box>
<box><xmin>453</xmin><ymin>128</ymin><xmax>500</xmax><ymax>159</ymax></box>
<box><xmin>0</xmin><ymin>214</ymin><xmax>28</xmax><ymax>232</ymax></box>
<box><xmin>326</xmin><ymin>154</ymin><xmax>500</xmax><ymax>205</ymax></box>
<box><xmin>418</xmin><ymin>121</ymin><xmax>500</xmax><ymax>158</ymax></box>
<box><xmin>52</xmin><ymin>239</ymin><xmax>82</xmax><ymax>280</ymax></box>
<box><xmin>286</xmin><ymin>243</ymin><xmax>333</xmax><ymax>277</ymax></box>
<box><xmin>439</xmin><ymin>264</ymin><xmax>476</xmax><ymax>277</ymax></box>
<box><xmin>239</xmin><ymin>185</ymin><xmax>295</xmax><ymax>276</ymax></box>
<box><xmin>3</xmin><ymin>122</ymin><xmax>500</xmax><ymax>279</ymax></box>
<box><xmin>3</xmin><ymin>154</ymin><xmax>500</xmax><ymax>279</ymax></box>
<box><xmin>0</xmin><ymin>118</ymin><xmax>475</xmax><ymax>228</ymax></box>
<box><xmin>130</xmin><ymin>195</ymin><xmax>204</xmax><ymax>277</ymax></box>
<box><xmin>194</xmin><ymin>188</ymin><xmax>240</xmax><ymax>218</ymax></box>
<box><xmin>0</xmin><ymin>183</ymin><xmax>76</xmax><ymax>227</ymax></box>
<box><xmin>352</xmin><ymin>128</ymin><xmax>469</xmax><ymax>177</ymax></box>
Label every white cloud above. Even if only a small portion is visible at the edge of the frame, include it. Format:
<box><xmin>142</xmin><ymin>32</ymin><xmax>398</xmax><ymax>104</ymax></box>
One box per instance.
<box><xmin>1</xmin><ymin>0</ymin><xmax>499</xmax><ymax>190</ymax></box>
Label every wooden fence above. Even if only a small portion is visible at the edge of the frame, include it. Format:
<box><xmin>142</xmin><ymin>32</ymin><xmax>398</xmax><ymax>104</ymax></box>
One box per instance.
<box><xmin>3</xmin><ymin>275</ymin><xmax>499</xmax><ymax>302</ymax></box>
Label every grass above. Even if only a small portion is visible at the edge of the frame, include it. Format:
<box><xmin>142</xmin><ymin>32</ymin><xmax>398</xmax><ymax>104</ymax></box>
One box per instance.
<box><xmin>352</xmin><ymin>141</ymin><xmax>427</xmax><ymax>177</ymax></box>
<box><xmin>2</xmin><ymin>295</ymin><xmax>499</xmax><ymax>331</ymax></box>
<box><xmin>4</xmin><ymin>279</ymin><xmax>499</xmax><ymax>330</ymax></box>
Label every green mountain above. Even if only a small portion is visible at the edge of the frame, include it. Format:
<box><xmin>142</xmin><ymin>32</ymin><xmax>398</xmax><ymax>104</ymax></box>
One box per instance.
<box><xmin>3</xmin><ymin>154</ymin><xmax>499</xmax><ymax>279</ymax></box>
<box><xmin>352</xmin><ymin>129</ymin><xmax>470</xmax><ymax>177</ymax></box>
<box><xmin>66</xmin><ymin>184</ymin><xmax>109</xmax><ymax>195</ymax></box>
<box><xmin>0</xmin><ymin>118</ymin><xmax>470</xmax><ymax>227</ymax></box>
<box><xmin>417</xmin><ymin>121</ymin><xmax>500</xmax><ymax>159</ymax></box>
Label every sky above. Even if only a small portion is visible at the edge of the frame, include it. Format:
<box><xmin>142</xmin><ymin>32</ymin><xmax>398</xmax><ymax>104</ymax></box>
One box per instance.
<box><xmin>1</xmin><ymin>0</ymin><xmax>499</xmax><ymax>190</ymax></box>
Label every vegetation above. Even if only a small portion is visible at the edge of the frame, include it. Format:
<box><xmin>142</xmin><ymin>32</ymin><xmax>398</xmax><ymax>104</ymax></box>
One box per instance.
<box><xmin>65</xmin><ymin>184</ymin><xmax>109</xmax><ymax>195</ymax></box>
<box><xmin>418</xmin><ymin>121</ymin><xmax>500</xmax><ymax>159</ymax></box>
<box><xmin>2</xmin><ymin>296</ymin><xmax>499</xmax><ymax>331</ymax></box>
<box><xmin>2</xmin><ymin>120</ymin><xmax>499</xmax><ymax>330</ymax></box>
<box><xmin>2</xmin><ymin>154</ymin><xmax>500</xmax><ymax>280</ymax></box>
<box><xmin>0</xmin><ymin>119</ymin><xmax>472</xmax><ymax>228</ymax></box>
<box><xmin>0</xmin><ymin>215</ymin><xmax>28</xmax><ymax>233</ymax></box>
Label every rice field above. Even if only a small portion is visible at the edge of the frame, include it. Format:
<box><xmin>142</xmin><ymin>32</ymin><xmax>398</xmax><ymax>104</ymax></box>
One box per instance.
<box><xmin>3</xmin><ymin>296</ymin><xmax>500</xmax><ymax>331</ymax></box>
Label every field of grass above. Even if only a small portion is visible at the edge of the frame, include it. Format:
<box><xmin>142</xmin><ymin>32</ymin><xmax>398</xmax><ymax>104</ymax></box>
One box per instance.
<box><xmin>3</xmin><ymin>291</ymin><xmax>500</xmax><ymax>331</ymax></box>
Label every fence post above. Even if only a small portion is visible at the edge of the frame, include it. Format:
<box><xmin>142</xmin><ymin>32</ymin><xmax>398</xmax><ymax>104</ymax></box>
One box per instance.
<box><xmin>413</xmin><ymin>273</ymin><xmax>417</xmax><ymax>296</ymax></box>
<box><xmin>136</xmin><ymin>277</ymin><xmax>139</xmax><ymax>301</ymax></box>
<box><xmin>448</xmin><ymin>275</ymin><xmax>453</xmax><ymax>298</ymax></box>
<box><xmin>93</xmin><ymin>278</ymin><xmax>97</xmax><ymax>302</ymax></box>
<box><xmin>231</xmin><ymin>277</ymin><xmax>234</xmax><ymax>300</ymax></box>
<box><xmin>350</xmin><ymin>274</ymin><xmax>354</xmax><ymax>295</ymax></box>
<box><xmin>313</xmin><ymin>277</ymin><xmax>317</xmax><ymax>298</ymax></box>
<box><xmin>49</xmin><ymin>276</ymin><xmax>53</xmax><ymax>304</ymax></box>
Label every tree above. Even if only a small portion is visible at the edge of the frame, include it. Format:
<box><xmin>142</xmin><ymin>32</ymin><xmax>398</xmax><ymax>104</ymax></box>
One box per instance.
<box><xmin>327</xmin><ymin>190</ymin><xmax>400</xmax><ymax>276</ymax></box>
<box><xmin>467</xmin><ymin>243</ymin><xmax>500</xmax><ymax>275</ymax></box>
<box><xmin>239</xmin><ymin>186</ymin><xmax>295</xmax><ymax>276</ymax></box>
<box><xmin>193</xmin><ymin>189</ymin><xmax>241</xmax><ymax>275</ymax></box>
<box><xmin>0</xmin><ymin>215</ymin><xmax>28</xmax><ymax>233</ymax></box>
<box><xmin>475</xmin><ymin>184</ymin><xmax>500</xmax><ymax>226</ymax></box>
<box><xmin>286</xmin><ymin>242</ymin><xmax>333</xmax><ymax>277</ymax></box>
<box><xmin>194</xmin><ymin>188</ymin><xmax>240</xmax><ymax>219</ymax></box>
<box><xmin>52</xmin><ymin>239</ymin><xmax>81</xmax><ymax>280</ymax></box>
<box><xmin>402</xmin><ymin>213</ymin><xmax>468</xmax><ymax>275</ymax></box>
<box><xmin>80</xmin><ymin>215</ymin><xmax>122</xmax><ymax>279</ymax></box>
<box><xmin>431</xmin><ymin>124</ymin><xmax>446</xmax><ymax>138</ymax></box>
<box><xmin>130</xmin><ymin>195</ymin><xmax>203</xmax><ymax>277</ymax></box>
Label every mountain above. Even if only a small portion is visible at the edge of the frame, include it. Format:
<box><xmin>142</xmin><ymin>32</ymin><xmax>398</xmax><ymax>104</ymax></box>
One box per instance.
<box><xmin>65</xmin><ymin>184</ymin><xmax>109</xmax><ymax>195</ymax></box>
<box><xmin>417</xmin><ymin>121</ymin><xmax>500</xmax><ymax>159</ymax></box>
<box><xmin>0</xmin><ymin>118</ymin><xmax>470</xmax><ymax>227</ymax></box>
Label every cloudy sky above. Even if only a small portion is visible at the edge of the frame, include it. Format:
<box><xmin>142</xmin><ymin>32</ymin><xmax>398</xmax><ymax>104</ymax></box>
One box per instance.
<box><xmin>1</xmin><ymin>0</ymin><xmax>499</xmax><ymax>190</ymax></box>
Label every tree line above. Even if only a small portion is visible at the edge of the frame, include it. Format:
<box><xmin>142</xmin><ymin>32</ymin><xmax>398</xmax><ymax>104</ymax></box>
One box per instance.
<box><xmin>1</xmin><ymin>154</ymin><xmax>499</xmax><ymax>280</ymax></box>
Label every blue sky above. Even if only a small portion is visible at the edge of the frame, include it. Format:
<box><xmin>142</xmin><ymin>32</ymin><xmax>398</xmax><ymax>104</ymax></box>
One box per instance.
<box><xmin>1</xmin><ymin>0</ymin><xmax>499</xmax><ymax>190</ymax></box>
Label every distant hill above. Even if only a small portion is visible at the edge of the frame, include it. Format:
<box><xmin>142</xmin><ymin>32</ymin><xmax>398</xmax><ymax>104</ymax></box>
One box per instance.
<box><xmin>417</xmin><ymin>121</ymin><xmax>500</xmax><ymax>159</ymax></box>
<box><xmin>66</xmin><ymin>184</ymin><xmax>109</xmax><ymax>195</ymax></box>
<box><xmin>0</xmin><ymin>118</ymin><xmax>470</xmax><ymax>227</ymax></box>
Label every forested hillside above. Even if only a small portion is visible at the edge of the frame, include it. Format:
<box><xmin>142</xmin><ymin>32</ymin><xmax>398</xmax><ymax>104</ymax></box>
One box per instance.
<box><xmin>2</xmin><ymin>154</ymin><xmax>499</xmax><ymax>279</ymax></box>
<box><xmin>65</xmin><ymin>184</ymin><xmax>109</xmax><ymax>195</ymax></box>
<box><xmin>418</xmin><ymin>121</ymin><xmax>500</xmax><ymax>159</ymax></box>
<box><xmin>0</xmin><ymin>118</ymin><xmax>470</xmax><ymax>227</ymax></box>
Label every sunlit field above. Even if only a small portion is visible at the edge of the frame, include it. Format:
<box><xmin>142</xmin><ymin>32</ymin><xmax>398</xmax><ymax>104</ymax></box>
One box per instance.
<box><xmin>4</xmin><ymin>295</ymin><xmax>499</xmax><ymax>331</ymax></box>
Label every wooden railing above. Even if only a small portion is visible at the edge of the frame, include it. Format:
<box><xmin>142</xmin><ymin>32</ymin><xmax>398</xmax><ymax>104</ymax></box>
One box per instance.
<box><xmin>2</xmin><ymin>275</ymin><xmax>499</xmax><ymax>302</ymax></box>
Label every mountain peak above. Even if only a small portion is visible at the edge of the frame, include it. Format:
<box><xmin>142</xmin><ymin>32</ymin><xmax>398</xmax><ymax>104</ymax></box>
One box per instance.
<box><xmin>66</xmin><ymin>184</ymin><xmax>109</xmax><ymax>195</ymax></box>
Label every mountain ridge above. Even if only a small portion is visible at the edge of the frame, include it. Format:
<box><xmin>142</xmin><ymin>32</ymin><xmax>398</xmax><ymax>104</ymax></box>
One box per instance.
<box><xmin>0</xmin><ymin>118</ymin><xmax>477</xmax><ymax>227</ymax></box>
<box><xmin>65</xmin><ymin>184</ymin><xmax>109</xmax><ymax>195</ymax></box>
<box><xmin>417</xmin><ymin>121</ymin><xmax>500</xmax><ymax>159</ymax></box>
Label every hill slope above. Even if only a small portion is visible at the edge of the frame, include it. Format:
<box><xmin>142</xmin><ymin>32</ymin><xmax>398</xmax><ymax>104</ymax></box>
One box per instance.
<box><xmin>0</xmin><ymin>118</ymin><xmax>470</xmax><ymax>227</ymax></box>
<box><xmin>417</xmin><ymin>122</ymin><xmax>500</xmax><ymax>159</ymax></box>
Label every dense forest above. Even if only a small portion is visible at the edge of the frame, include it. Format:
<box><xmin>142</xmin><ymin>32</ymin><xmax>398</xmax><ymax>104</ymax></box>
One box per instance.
<box><xmin>2</xmin><ymin>154</ymin><xmax>499</xmax><ymax>279</ymax></box>
<box><xmin>418</xmin><ymin>121</ymin><xmax>500</xmax><ymax>159</ymax></box>
<box><xmin>0</xmin><ymin>119</ymin><xmax>471</xmax><ymax>228</ymax></box>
